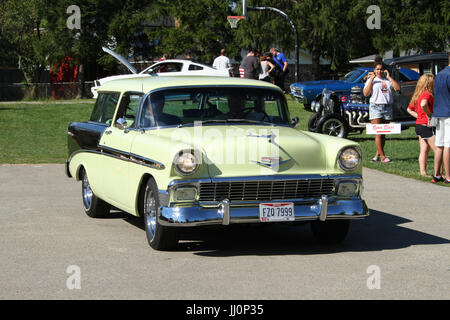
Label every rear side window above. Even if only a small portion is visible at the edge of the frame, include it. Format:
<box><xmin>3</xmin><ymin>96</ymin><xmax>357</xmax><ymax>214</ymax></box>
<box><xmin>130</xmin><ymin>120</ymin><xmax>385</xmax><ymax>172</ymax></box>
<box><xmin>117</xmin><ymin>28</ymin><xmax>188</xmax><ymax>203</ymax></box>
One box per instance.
<box><xmin>89</xmin><ymin>92</ymin><xmax>120</xmax><ymax>124</ymax></box>
<box><xmin>188</xmin><ymin>64</ymin><xmax>204</xmax><ymax>71</ymax></box>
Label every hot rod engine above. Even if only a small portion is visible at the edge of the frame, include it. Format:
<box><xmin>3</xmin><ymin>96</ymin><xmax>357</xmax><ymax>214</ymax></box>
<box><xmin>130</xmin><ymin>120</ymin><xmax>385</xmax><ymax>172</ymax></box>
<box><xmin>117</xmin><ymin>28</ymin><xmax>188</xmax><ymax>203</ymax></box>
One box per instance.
<box><xmin>341</xmin><ymin>86</ymin><xmax>370</xmax><ymax>129</ymax></box>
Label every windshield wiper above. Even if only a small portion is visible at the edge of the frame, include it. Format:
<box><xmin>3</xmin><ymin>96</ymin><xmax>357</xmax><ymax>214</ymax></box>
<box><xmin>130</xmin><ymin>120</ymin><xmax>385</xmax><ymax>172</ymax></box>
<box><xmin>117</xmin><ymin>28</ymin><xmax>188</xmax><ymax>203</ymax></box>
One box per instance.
<box><xmin>176</xmin><ymin>120</ymin><xmax>228</xmax><ymax>128</ymax></box>
<box><xmin>225</xmin><ymin>119</ymin><xmax>274</xmax><ymax>126</ymax></box>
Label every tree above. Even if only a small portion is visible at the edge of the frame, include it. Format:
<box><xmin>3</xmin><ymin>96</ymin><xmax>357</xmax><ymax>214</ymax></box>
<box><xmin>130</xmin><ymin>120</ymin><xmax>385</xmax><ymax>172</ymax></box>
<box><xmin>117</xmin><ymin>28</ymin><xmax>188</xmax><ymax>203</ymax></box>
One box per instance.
<box><xmin>0</xmin><ymin>0</ymin><xmax>55</xmax><ymax>96</ymax></box>
<box><xmin>351</xmin><ymin>0</ymin><xmax>449</xmax><ymax>56</ymax></box>
<box><xmin>232</xmin><ymin>0</ymin><xmax>376</xmax><ymax>79</ymax></box>
<box><xmin>289</xmin><ymin>0</ymin><xmax>377</xmax><ymax>79</ymax></box>
<box><xmin>144</xmin><ymin>0</ymin><xmax>239</xmax><ymax>64</ymax></box>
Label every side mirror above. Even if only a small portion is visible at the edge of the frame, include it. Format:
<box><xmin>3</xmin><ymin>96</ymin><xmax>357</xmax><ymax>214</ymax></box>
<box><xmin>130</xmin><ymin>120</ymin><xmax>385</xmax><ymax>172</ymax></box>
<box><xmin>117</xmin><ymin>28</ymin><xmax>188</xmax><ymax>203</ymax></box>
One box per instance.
<box><xmin>292</xmin><ymin>117</ymin><xmax>299</xmax><ymax>128</ymax></box>
<box><xmin>115</xmin><ymin>118</ymin><xmax>128</xmax><ymax>130</ymax></box>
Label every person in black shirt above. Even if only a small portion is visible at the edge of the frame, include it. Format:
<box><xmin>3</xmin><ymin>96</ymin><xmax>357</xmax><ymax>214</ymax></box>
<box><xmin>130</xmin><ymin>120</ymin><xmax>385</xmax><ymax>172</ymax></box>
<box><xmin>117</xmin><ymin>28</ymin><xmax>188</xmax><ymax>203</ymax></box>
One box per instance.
<box><xmin>241</xmin><ymin>49</ymin><xmax>261</xmax><ymax>80</ymax></box>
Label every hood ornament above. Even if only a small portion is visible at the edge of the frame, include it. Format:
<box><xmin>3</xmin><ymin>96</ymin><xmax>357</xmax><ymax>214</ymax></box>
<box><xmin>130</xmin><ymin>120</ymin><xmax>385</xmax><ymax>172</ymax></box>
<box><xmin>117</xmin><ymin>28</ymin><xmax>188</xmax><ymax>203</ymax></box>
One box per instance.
<box><xmin>250</xmin><ymin>157</ymin><xmax>291</xmax><ymax>169</ymax></box>
<box><xmin>246</xmin><ymin>131</ymin><xmax>277</xmax><ymax>143</ymax></box>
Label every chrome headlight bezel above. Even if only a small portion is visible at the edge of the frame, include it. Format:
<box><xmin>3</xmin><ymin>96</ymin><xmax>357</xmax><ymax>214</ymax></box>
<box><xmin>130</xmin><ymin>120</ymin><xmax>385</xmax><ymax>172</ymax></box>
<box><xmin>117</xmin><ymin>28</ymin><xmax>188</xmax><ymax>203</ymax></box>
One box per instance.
<box><xmin>334</xmin><ymin>179</ymin><xmax>361</xmax><ymax>198</ymax></box>
<box><xmin>173</xmin><ymin>186</ymin><xmax>198</xmax><ymax>202</ymax></box>
<box><xmin>337</xmin><ymin>146</ymin><xmax>362</xmax><ymax>171</ymax></box>
<box><xmin>173</xmin><ymin>149</ymin><xmax>200</xmax><ymax>176</ymax></box>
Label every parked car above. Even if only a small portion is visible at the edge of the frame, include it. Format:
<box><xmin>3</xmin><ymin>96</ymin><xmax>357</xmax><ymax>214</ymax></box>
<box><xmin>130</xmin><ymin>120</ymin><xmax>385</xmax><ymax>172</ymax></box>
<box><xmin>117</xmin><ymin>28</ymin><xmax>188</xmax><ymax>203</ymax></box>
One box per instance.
<box><xmin>66</xmin><ymin>76</ymin><xmax>369</xmax><ymax>250</ymax></box>
<box><xmin>91</xmin><ymin>47</ymin><xmax>231</xmax><ymax>98</ymax></box>
<box><xmin>307</xmin><ymin>52</ymin><xmax>448</xmax><ymax>138</ymax></box>
<box><xmin>289</xmin><ymin>66</ymin><xmax>419</xmax><ymax>107</ymax></box>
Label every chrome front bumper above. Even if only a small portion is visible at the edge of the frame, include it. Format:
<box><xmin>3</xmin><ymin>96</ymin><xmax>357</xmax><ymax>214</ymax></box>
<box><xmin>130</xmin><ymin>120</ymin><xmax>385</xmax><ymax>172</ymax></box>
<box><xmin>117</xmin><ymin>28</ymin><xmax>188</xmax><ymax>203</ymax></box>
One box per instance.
<box><xmin>158</xmin><ymin>196</ymin><xmax>369</xmax><ymax>227</ymax></box>
<box><xmin>290</xmin><ymin>93</ymin><xmax>307</xmax><ymax>104</ymax></box>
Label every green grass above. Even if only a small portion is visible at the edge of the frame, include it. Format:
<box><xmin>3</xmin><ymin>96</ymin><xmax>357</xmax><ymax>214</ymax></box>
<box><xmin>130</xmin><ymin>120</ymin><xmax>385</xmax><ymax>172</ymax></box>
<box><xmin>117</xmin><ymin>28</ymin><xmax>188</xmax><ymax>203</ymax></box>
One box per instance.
<box><xmin>0</xmin><ymin>96</ymin><xmax>447</xmax><ymax>186</ymax></box>
<box><xmin>0</xmin><ymin>101</ymin><xmax>93</xmax><ymax>163</ymax></box>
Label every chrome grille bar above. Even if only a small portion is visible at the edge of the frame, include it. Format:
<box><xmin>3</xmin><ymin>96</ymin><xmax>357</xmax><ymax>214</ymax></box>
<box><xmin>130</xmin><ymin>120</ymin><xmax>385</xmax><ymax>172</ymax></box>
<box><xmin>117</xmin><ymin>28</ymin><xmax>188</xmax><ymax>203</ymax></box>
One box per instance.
<box><xmin>199</xmin><ymin>178</ymin><xmax>335</xmax><ymax>202</ymax></box>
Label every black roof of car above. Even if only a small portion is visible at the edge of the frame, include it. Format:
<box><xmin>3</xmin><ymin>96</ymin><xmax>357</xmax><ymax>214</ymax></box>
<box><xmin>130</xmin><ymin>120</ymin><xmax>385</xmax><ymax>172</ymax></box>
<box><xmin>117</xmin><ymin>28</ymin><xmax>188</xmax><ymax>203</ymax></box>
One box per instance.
<box><xmin>385</xmin><ymin>52</ymin><xmax>448</xmax><ymax>65</ymax></box>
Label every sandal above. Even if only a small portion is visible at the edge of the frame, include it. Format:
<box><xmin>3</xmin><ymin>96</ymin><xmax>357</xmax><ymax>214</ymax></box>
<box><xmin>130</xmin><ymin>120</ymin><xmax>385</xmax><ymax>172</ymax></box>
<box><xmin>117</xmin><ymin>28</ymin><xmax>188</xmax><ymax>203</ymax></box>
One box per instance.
<box><xmin>444</xmin><ymin>179</ymin><xmax>450</xmax><ymax>184</ymax></box>
<box><xmin>431</xmin><ymin>176</ymin><xmax>444</xmax><ymax>183</ymax></box>
<box><xmin>381</xmin><ymin>157</ymin><xmax>391</xmax><ymax>163</ymax></box>
<box><xmin>371</xmin><ymin>156</ymin><xmax>379</xmax><ymax>162</ymax></box>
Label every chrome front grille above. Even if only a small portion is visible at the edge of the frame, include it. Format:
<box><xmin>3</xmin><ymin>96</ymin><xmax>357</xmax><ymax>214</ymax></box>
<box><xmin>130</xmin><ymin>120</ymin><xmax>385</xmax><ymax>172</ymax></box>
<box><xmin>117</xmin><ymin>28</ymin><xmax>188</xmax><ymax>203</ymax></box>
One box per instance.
<box><xmin>199</xmin><ymin>179</ymin><xmax>335</xmax><ymax>202</ymax></box>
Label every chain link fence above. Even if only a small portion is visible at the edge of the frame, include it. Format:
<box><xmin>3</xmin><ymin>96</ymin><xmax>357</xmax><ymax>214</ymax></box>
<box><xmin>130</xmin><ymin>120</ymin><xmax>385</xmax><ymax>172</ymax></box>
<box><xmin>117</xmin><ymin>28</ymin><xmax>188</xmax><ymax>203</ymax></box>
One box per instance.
<box><xmin>0</xmin><ymin>81</ymin><xmax>95</xmax><ymax>101</ymax></box>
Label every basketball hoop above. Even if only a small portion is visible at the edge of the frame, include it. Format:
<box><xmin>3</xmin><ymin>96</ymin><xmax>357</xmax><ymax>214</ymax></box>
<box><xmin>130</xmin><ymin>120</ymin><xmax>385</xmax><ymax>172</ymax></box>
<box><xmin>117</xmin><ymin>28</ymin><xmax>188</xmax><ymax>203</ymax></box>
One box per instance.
<box><xmin>227</xmin><ymin>16</ymin><xmax>244</xmax><ymax>28</ymax></box>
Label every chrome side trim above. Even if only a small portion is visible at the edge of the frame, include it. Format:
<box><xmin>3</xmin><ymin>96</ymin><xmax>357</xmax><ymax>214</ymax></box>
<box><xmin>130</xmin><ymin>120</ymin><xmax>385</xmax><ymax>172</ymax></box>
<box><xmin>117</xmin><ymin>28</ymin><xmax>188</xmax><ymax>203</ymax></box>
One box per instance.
<box><xmin>67</xmin><ymin>148</ymin><xmax>165</xmax><ymax>170</ymax></box>
<box><xmin>98</xmin><ymin>145</ymin><xmax>166</xmax><ymax>170</ymax></box>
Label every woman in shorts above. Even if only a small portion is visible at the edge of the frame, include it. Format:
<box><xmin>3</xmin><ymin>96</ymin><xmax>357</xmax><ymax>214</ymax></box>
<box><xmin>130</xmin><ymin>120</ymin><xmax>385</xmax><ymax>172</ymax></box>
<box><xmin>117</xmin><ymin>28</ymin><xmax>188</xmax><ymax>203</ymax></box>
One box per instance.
<box><xmin>363</xmin><ymin>62</ymin><xmax>401</xmax><ymax>163</ymax></box>
<box><xmin>407</xmin><ymin>74</ymin><xmax>437</xmax><ymax>176</ymax></box>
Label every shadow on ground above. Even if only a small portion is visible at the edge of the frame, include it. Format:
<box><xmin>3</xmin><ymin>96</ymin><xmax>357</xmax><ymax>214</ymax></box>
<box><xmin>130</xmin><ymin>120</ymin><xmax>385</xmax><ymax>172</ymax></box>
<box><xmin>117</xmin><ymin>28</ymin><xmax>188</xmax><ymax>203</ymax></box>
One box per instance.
<box><xmin>118</xmin><ymin>209</ymin><xmax>449</xmax><ymax>257</ymax></box>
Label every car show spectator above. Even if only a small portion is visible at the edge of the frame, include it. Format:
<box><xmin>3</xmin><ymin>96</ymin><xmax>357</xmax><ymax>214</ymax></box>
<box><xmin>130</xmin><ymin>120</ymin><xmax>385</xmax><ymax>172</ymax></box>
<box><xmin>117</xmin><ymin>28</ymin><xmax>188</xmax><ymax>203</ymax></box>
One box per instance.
<box><xmin>431</xmin><ymin>53</ymin><xmax>450</xmax><ymax>184</ymax></box>
<box><xmin>157</xmin><ymin>53</ymin><xmax>169</xmax><ymax>73</ymax></box>
<box><xmin>184</xmin><ymin>51</ymin><xmax>193</xmax><ymax>60</ymax></box>
<box><xmin>363</xmin><ymin>62</ymin><xmax>400</xmax><ymax>163</ymax></box>
<box><xmin>270</xmin><ymin>48</ymin><xmax>288</xmax><ymax>91</ymax></box>
<box><xmin>241</xmin><ymin>49</ymin><xmax>260</xmax><ymax>80</ymax></box>
<box><xmin>213</xmin><ymin>49</ymin><xmax>232</xmax><ymax>70</ymax></box>
<box><xmin>407</xmin><ymin>74</ymin><xmax>437</xmax><ymax>176</ymax></box>
<box><xmin>259</xmin><ymin>52</ymin><xmax>275</xmax><ymax>82</ymax></box>
<box><xmin>158</xmin><ymin>53</ymin><xmax>168</xmax><ymax>62</ymax></box>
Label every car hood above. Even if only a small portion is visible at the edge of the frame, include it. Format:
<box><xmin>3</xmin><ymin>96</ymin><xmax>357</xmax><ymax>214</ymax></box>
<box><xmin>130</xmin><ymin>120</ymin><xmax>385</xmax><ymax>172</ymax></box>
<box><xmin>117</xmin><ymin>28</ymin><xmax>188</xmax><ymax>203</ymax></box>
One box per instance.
<box><xmin>291</xmin><ymin>80</ymin><xmax>347</xmax><ymax>88</ymax></box>
<box><xmin>102</xmin><ymin>47</ymin><xmax>137</xmax><ymax>74</ymax></box>
<box><xmin>152</xmin><ymin>125</ymin><xmax>329</xmax><ymax>177</ymax></box>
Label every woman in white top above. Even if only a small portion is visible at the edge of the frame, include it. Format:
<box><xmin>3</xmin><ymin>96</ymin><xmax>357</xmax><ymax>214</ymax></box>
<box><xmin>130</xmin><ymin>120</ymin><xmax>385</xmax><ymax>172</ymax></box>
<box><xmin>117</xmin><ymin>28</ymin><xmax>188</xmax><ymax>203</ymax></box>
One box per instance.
<box><xmin>363</xmin><ymin>62</ymin><xmax>400</xmax><ymax>163</ymax></box>
<box><xmin>259</xmin><ymin>53</ymin><xmax>275</xmax><ymax>82</ymax></box>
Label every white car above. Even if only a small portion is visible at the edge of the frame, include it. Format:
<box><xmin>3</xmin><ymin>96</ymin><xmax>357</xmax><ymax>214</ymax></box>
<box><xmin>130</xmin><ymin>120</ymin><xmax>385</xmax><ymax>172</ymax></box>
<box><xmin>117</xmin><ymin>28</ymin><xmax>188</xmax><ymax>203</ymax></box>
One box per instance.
<box><xmin>91</xmin><ymin>47</ymin><xmax>232</xmax><ymax>98</ymax></box>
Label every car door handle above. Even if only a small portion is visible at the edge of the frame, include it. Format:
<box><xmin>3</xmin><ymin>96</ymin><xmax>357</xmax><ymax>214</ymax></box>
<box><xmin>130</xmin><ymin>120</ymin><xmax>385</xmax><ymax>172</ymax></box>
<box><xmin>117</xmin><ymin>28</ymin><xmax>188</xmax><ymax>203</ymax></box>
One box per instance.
<box><xmin>104</xmin><ymin>130</ymin><xmax>112</xmax><ymax>135</ymax></box>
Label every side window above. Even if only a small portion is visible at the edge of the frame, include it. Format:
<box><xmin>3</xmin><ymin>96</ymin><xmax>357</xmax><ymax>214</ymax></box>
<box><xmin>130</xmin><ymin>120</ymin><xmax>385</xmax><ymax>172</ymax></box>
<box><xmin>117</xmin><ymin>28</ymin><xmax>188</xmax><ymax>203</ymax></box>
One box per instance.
<box><xmin>188</xmin><ymin>64</ymin><xmax>204</xmax><ymax>71</ymax></box>
<box><xmin>89</xmin><ymin>92</ymin><xmax>120</xmax><ymax>124</ymax></box>
<box><xmin>152</xmin><ymin>63</ymin><xmax>182</xmax><ymax>73</ymax></box>
<box><xmin>115</xmin><ymin>93</ymin><xmax>143</xmax><ymax>128</ymax></box>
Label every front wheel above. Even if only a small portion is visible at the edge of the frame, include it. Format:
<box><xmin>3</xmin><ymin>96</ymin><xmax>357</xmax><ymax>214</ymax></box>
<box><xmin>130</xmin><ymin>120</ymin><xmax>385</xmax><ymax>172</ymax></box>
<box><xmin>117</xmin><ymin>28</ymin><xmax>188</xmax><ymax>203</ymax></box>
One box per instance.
<box><xmin>310</xmin><ymin>220</ymin><xmax>350</xmax><ymax>244</ymax></box>
<box><xmin>141</xmin><ymin>178</ymin><xmax>178</xmax><ymax>250</ymax></box>
<box><xmin>317</xmin><ymin>114</ymin><xmax>349</xmax><ymax>138</ymax></box>
<box><xmin>308</xmin><ymin>113</ymin><xmax>321</xmax><ymax>132</ymax></box>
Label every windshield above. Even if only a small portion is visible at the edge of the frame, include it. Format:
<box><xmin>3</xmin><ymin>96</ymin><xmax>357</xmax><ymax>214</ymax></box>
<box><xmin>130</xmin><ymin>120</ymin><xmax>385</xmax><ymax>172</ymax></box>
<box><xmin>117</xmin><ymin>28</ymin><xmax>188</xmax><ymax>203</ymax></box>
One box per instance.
<box><xmin>343</xmin><ymin>69</ymin><xmax>365</xmax><ymax>82</ymax></box>
<box><xmin>139</xmin><ymin>87</ymin><xmax>290</xmax><ymax>128</ymax></box>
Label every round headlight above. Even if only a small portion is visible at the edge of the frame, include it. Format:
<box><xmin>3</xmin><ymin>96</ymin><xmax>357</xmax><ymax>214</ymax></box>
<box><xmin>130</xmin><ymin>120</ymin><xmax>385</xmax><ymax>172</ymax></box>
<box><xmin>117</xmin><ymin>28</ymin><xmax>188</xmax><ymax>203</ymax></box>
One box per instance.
<box><xmin>174</xmin><ymin>150</ymin><xmax>199</xmax><ymax>175</ymax></box>
<box><xmin>338</xmin><ymin>147</ymin><xmax>361</xmax><ymax>171</ymax></box>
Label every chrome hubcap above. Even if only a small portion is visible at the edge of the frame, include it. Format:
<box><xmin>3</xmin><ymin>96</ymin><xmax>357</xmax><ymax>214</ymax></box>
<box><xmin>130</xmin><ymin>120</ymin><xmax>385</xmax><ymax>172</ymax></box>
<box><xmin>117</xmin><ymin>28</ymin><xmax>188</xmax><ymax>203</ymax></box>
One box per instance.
<box><xmin>323</xmin><ymin>119</ymin><xmax>344</xmax><ymax>137</ymax></box>
<box><xmin>82</xmin><ymin>173</ymin><xmax>93</xmax><ymax>210</ymax></box>
<box><xmin>144</xmin><ymin>187</ymin><xmax>157</xmax><ymax>239</ymax></box>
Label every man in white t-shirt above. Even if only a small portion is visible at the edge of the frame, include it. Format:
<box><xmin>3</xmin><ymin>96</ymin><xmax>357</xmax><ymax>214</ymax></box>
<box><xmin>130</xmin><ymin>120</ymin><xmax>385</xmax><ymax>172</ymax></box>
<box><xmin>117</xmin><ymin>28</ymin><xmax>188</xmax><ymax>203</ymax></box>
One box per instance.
<box><xmin>363</xmin><ymin>62</ymin><xmax>400</xmax><ymax>163</ymax></box>
<box><xmin>213</xmin><ymin>49</ymin><xmax>232</xmax><ymax>70</ymax></box>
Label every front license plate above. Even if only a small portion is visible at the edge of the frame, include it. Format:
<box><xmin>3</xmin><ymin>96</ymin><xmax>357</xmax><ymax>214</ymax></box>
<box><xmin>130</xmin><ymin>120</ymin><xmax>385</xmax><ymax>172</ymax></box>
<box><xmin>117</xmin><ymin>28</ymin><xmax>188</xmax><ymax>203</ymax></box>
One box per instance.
<box><xmin>259</xmin><ymin>202</ymin><xmax>295</xmax><ymax>222</ymax></box>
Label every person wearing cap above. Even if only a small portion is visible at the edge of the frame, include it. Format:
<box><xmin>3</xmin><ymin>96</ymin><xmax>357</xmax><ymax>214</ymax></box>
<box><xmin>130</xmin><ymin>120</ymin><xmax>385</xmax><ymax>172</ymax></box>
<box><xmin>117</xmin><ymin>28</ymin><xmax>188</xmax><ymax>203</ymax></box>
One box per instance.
<box><xmin>270</xmin><ymin>48</ymin><xmax>288</xmax><ymax>91</ymax></box>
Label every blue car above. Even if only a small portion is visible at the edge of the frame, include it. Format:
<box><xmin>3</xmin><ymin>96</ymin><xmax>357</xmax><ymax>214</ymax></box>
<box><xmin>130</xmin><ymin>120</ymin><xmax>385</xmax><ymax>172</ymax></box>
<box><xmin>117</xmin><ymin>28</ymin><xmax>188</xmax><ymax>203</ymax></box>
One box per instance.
<box><xmin>290</xmin><ymin>67</ymin><xmax>419</xmax><ymax>106</ymax></box>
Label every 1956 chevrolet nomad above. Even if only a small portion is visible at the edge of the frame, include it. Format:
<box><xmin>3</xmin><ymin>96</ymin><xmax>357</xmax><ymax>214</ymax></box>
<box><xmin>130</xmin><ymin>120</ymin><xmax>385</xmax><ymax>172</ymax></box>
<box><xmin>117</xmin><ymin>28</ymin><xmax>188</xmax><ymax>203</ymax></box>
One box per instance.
<box><xmin>66</xmin><ymin>76</ymin><xmax>369</xmax><ymax>250</ymax></box>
